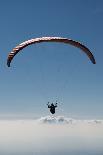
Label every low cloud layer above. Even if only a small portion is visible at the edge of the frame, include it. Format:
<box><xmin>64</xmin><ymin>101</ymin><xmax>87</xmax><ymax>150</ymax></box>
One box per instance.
<box><xmin>38</xmin><ymin>115</ymin><xmax>103</xmax><ymax>124</ymax></box>
<box><xmin>0</xmin><ymin>116</ymin><xmax>103</xmax><ymax>155</ymax></box>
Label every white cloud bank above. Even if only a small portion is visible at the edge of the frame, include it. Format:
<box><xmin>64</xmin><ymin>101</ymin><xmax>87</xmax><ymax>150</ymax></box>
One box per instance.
<box><xmin>0</xmin><ymin>116</ymin><xmax>103</xmax><ymax>155</ymax></box>
<box><xmin>38</xmin><ymin>115</ymin><xmax>103</xmax><ymax>124</ymax></box>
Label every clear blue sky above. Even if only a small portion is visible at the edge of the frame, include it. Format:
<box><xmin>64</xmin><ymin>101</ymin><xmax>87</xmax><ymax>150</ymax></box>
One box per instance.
<box><xmin>0</xmin><ymin>0</ymin><xmax>103</xmax><ymax>118</ymax></box>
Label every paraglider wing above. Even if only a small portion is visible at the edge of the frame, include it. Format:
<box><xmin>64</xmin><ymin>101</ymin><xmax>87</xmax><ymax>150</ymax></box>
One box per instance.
<box><xmin>7</xmin><ymin>37</ymin><xmax>96</xmax><ymax>67</ymax></box>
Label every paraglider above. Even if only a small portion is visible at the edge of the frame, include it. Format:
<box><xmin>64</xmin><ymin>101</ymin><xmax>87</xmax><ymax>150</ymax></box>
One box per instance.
<box><xmin>47</xmin><ymin>101</ymin><xmax>58</xmax><ymax>114</ymax></box>
<box><xmin>7</xmin><ymin>36</ymin><xmax>96</xmax><ymax>67</ymax></box>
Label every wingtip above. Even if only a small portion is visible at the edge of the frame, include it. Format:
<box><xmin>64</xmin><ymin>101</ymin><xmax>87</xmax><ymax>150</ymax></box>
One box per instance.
<box><xmin>93</xmin><ymin>59</ymin><xmax>96</xmax><ymax>64</ymax></box>
<box><xmin>7</xmin><ymin>61</ymin><xmax>10</xmax><ymax>67</ymax></box>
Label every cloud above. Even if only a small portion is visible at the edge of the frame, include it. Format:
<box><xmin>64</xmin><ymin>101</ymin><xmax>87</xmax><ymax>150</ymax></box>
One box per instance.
<box><xmin>38</xmin><ymin>115</ymin><xmax>103</xmax><ymax>124</ymax></box>
<box><xmin>0</xmin><ymin>117</ymin><xmax>103</xmax><ymax>154</ymax></box>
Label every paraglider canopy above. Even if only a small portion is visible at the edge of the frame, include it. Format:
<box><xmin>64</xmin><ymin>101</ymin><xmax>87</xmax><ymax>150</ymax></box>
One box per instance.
<box><xmin>7</xmin><ymin>37</ymin><xmax>96</xmax><ymax>67</ymax></box>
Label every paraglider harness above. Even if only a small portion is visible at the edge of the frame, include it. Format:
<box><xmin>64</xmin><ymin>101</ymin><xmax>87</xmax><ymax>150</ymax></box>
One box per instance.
<box><xmin>47</xmin><ymin>102</ymin><xmax>57</xmax><ymax>114</ymax></box>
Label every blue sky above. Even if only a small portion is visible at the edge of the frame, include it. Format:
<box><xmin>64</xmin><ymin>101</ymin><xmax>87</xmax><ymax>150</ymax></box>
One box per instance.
<box><xmin>0</xmin><ymin>0</ymin><xmax>103</xmax><ymax>118</ymax></box>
